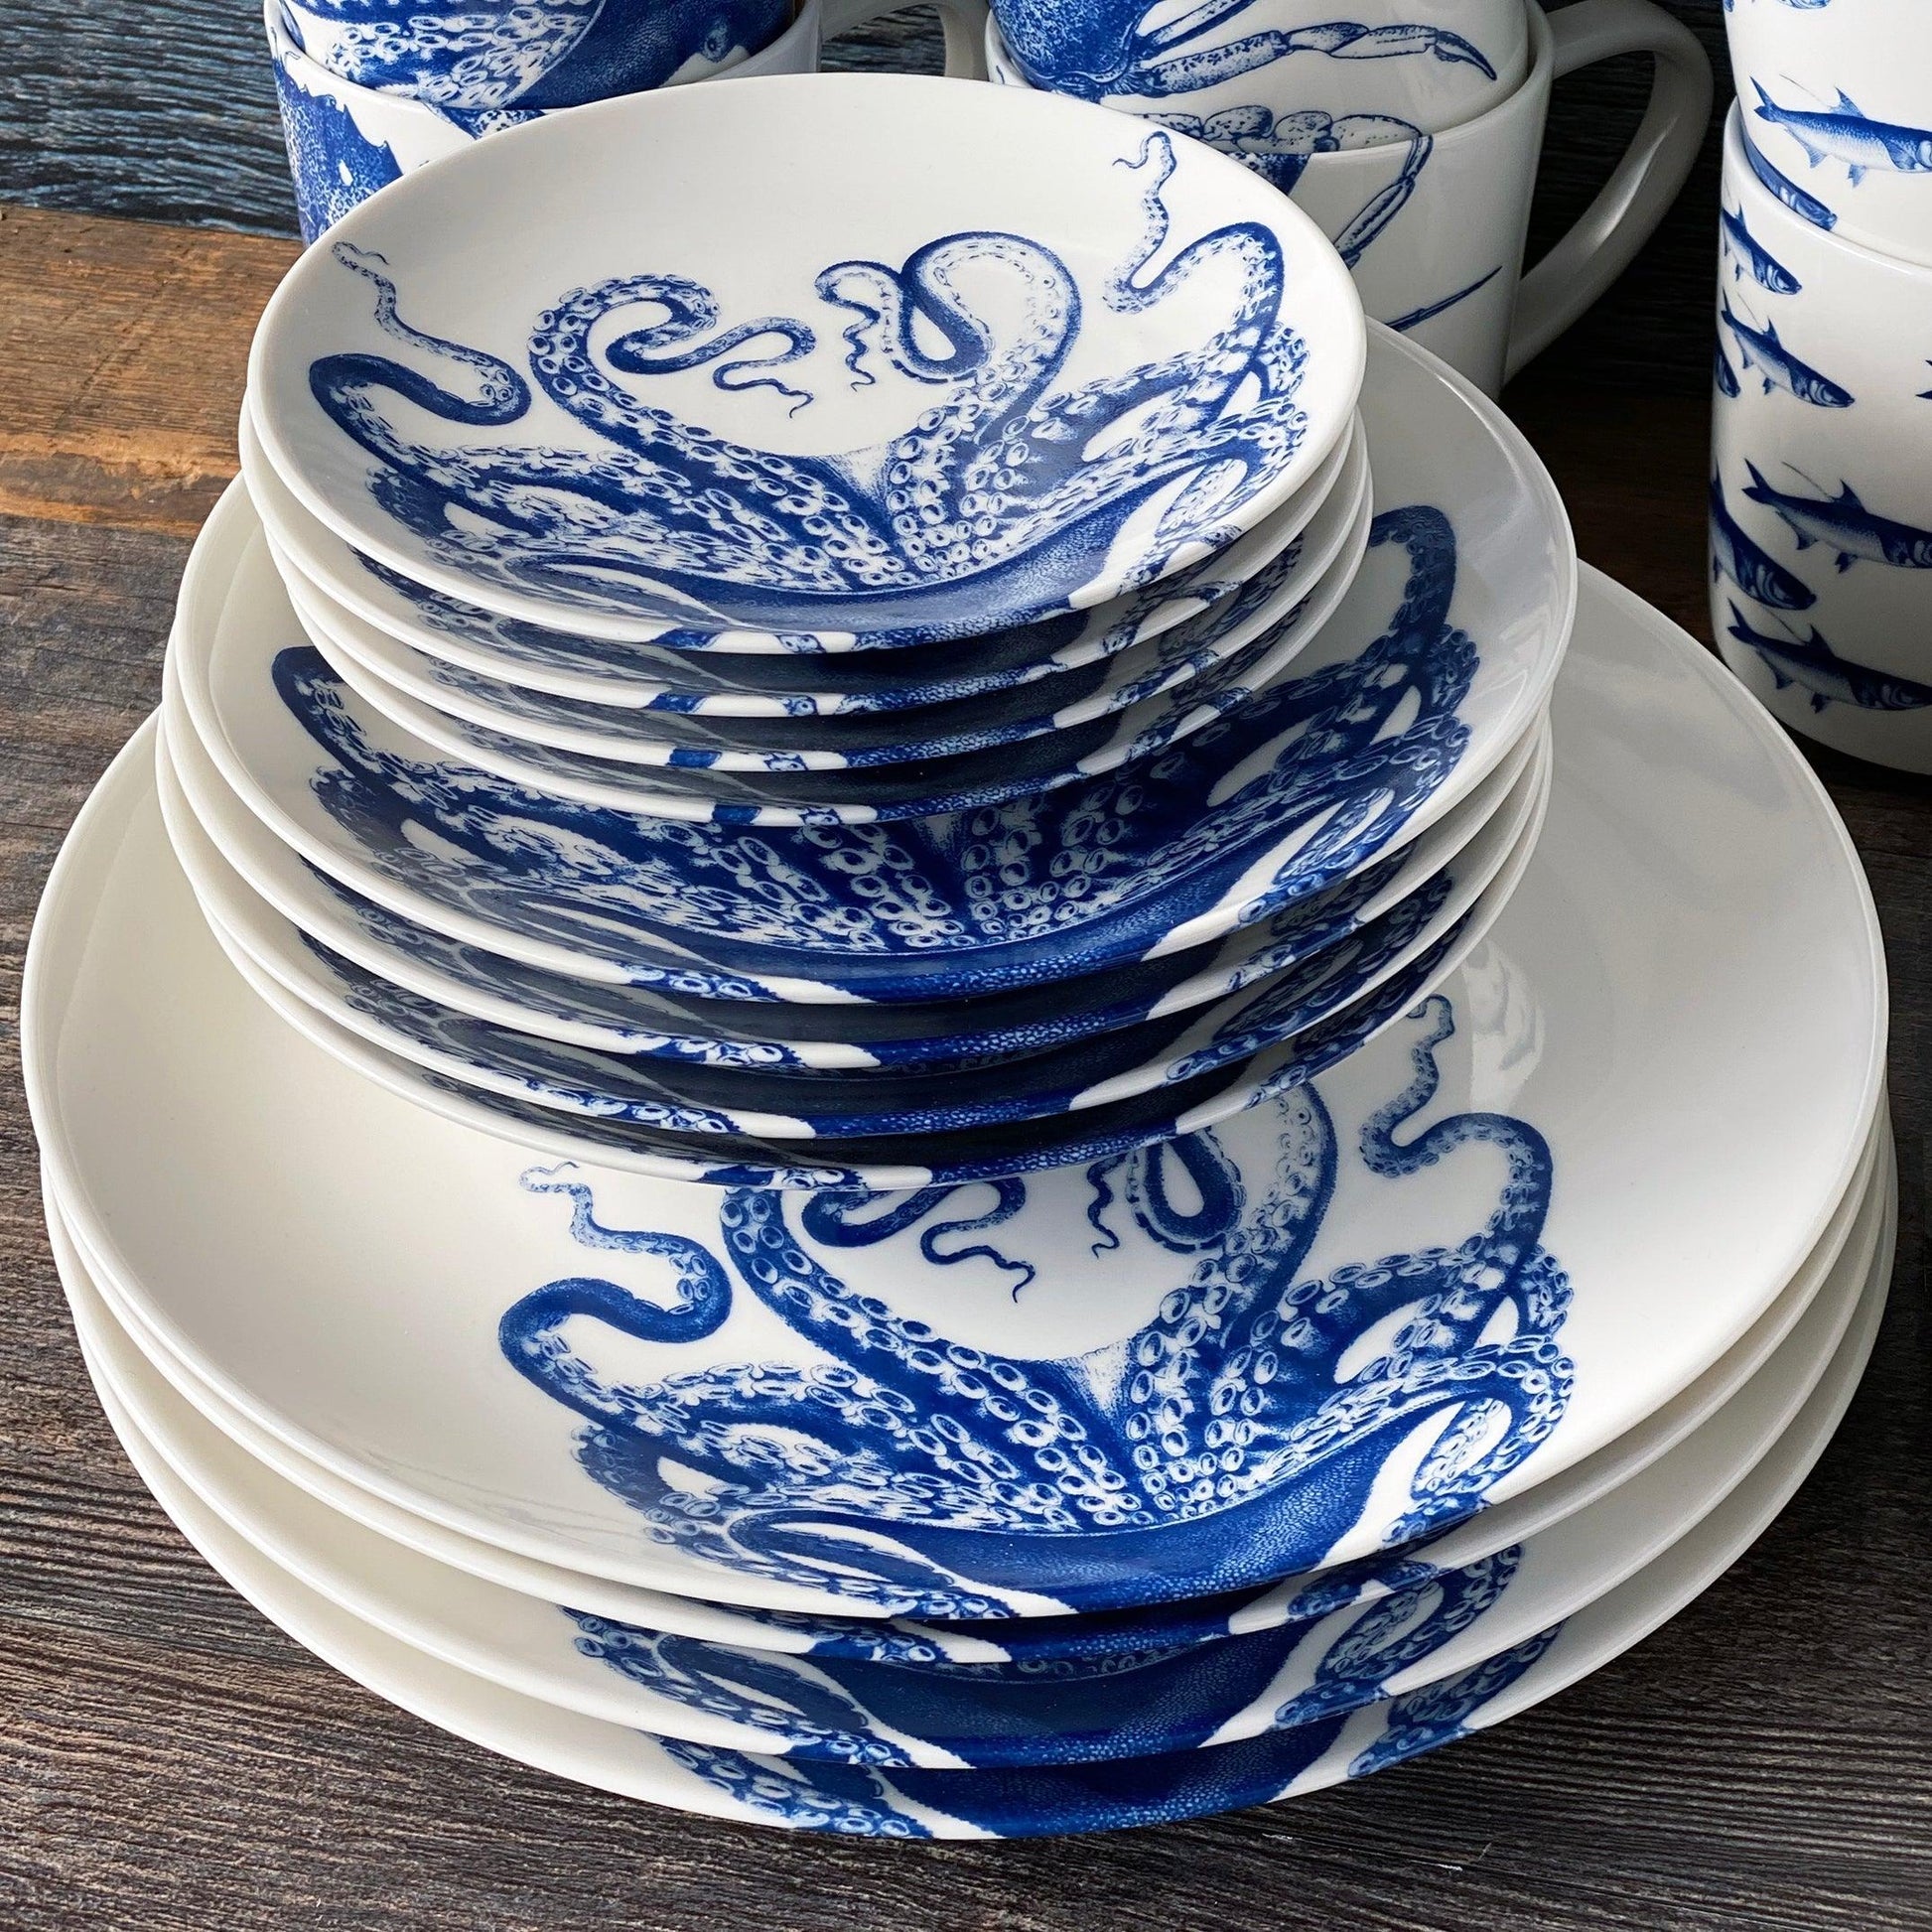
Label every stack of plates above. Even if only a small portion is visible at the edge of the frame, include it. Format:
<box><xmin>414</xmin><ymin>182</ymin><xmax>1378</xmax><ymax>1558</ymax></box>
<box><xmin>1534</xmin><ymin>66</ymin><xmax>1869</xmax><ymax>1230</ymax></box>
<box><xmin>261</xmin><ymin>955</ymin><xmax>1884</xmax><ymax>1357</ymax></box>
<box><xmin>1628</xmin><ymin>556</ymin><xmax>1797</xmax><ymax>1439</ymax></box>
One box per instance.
<box><xmin>24</xmin><ymin>77</ymin><xmax>1889</xmax><ymax>1836</ymax></box>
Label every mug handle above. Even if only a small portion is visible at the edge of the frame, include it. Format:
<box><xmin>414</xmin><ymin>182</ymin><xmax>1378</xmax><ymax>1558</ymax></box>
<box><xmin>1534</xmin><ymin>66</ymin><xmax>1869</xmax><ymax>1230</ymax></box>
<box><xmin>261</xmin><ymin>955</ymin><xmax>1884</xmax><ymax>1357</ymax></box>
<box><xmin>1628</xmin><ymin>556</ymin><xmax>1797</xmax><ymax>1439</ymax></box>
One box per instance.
<box><xmin>820</xmin><ymin>0</ymin><xmax>990</xmax><ymax>80</ymax></box>
<box><xmin>1505</xmin><ymin>0</ymin><xmax>1713</xmax><ymax>382</ymax></box>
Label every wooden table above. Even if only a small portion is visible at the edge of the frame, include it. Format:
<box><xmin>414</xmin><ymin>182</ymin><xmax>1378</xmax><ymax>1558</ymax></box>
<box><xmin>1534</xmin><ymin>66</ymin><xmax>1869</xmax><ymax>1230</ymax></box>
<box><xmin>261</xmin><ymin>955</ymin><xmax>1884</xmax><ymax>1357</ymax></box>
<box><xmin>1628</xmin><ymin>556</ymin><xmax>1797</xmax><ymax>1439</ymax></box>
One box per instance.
<box><xmin>2</xmin><ymin>200</ymin><xmax>1929</xmax><ymax>1929</ymax></box>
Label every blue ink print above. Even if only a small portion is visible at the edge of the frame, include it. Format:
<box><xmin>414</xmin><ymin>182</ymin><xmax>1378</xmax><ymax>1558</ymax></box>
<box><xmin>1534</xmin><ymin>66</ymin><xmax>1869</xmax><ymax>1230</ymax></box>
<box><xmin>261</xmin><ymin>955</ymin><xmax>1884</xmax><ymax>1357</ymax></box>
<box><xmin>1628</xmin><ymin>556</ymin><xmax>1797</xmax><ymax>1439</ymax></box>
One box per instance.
<box><xmin>495</xmin><ymin>998</ymin><xmax>1574</xmax><ymax>1618</ymax></box>
<box><xmin>1726</xmin><ymin>604</ymin><xmax>1932</xmax><ymax>712</ymax></box>
<box><xmin>1752</xmin><ymin>80</ymin><xmax>1932</xmax><ymax>184</ymax></box>
<box><xmin>1743</xmin><ymin>128</ymin><xmax>1838</xmax><ymax>229</ymax></box>
<box><xmin>308</xmin><ymin>131</ymin><xmax>1319</xmax><ymax>643</ymax></box>
<box><xmin>270</xmin><ymin>57</ymin><xmax>401</xmax><ymax>242</ymax></box>
<box><xmin>1742</xmin><ymin>461</ymin><xmax>1932</xmax><ymax>569</ymax></box>
<box><xmin>1721</xmin><ymin>203</ymin><xmax>1801</xmax><ymax>293</ymax></box>
<box><xmin>1720</xmin><ymin>300</ymin><xmax>1854</xmax><ymax>407</ymax></box>
<box><xmin>1709</xmin><ymin>475</ymin><xmax>1816</xmax><ymax>611</ymax></box>
<box><xmin>994</xmin><ymin>2</ymin><xmax>1495</xmax><ymax>104</ymax></box>
<box><xmin>1714</xmin><ymin>342</ymin><xmax>1741</xmax><ymax>399</ymax></box>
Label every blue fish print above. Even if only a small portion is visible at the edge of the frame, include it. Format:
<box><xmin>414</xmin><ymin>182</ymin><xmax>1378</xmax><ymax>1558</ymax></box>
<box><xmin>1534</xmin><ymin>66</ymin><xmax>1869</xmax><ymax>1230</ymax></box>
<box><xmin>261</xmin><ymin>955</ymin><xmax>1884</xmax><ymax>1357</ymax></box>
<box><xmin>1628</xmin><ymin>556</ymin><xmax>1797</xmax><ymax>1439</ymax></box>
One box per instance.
<box><xmin>1719</xmin><ymin>301</ymin><xmax>1854</xmax><ymax>407</ymax></box>
<box><xmin>1742</xmin><ymin>461</ymin><xmax>1932</xmax><ymax>569</ymax></box>
<box><xmin>1752</xmin><ymin>80</ymin><xmax>1932</xmax><ymax>184</ymax></box>
<box><xmin>1709</xmin><ymin>476</ymin><xmax>1816</xmax><ymax>611</ymax></box>
<box><xmin>994</xmin><ymin>2</ymin><xmax>1496</xmax><ymax>104</ymax></box>
<box><xmin>649</xmin><ymin>1628</ymin><xmax>1563</xmax><ymax>1835</ymax></box>
<box><xmin>309</xmin><ymin>131</ymin><xmax>1319</xmax><ymax>642</ymax></box>
<box><xmin>1725</xmin><ymin>604</ymin><xmax>1932</xmax><ymax>712</ymax></box>
<box><xmin>1714</xmin><ymin>343</ymin><xmax>1741</xmax><ymax>399</ymax></box>
<box><xmin>1720</xmin><ymin>204</ymin><xmax>1802</xmax><ymax>294</ymax></box>
<box><xmin>496</xmin><ymin>997</ymin><xmax>1574</xmax><ymax>1617</ymax></box>
<box><xmin>1742</xmin><ymin>127</ymin><xmax>1839</xmax><ymax>229</ymax></box>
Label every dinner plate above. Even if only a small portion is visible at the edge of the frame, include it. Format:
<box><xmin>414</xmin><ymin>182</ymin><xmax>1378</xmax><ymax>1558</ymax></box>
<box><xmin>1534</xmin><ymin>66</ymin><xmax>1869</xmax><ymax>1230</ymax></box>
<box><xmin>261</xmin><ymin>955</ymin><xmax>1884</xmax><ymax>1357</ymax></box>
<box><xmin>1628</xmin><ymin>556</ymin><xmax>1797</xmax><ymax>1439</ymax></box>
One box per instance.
<box><xmin>186</xmin><ymin>324</ymin><xmax>1573</xmax><ymax>997</ymax></box>
<box><xmin>54</xmin><ymin>1153</ymin><xmax>1889</xmax><ymax>1768</ymax></box>
<box><xmin>161</xmin><ymin>710</ymin><xmax>1545</xmax><ymax>1070</ymax></box>
<box><xmin>241</xmin><ymin>404</ymin><xmax>1362</xmax><ymax>698</ymax></box>
<box><xmin>246</xmin><ymin>76</ymin><xmax>1366</xmax><ymax>645</ymax></box>
<box><xmin>51</xmin><ymin>1105</ymin><xmax>1881</xmax><ymax>1658</ymax></box>
<box><xmin>24</xmin><ymin>563</ymin><xmax>1882</xmax><ymax>1613</ymax></box>
<box><xmin>71</xmin><ymin>1229</ymin><xmax>1886</xmax><ymax>1833</ymax></box>
<box><xmin>278</xmin><ymin>438</ymin><xmax>1371</xmax><ymax>773</ymax></box>
<box><xmin>181</xmin><ymin>766</ymin><xmax>1537</xmax><ymax>1143</ymax></box>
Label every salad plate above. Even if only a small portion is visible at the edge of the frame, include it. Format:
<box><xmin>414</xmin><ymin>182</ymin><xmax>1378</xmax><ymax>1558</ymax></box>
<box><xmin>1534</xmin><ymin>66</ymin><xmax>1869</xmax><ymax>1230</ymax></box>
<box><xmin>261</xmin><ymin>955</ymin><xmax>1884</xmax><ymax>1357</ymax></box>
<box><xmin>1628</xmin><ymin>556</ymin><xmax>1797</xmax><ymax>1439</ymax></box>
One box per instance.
<box><xmin>161</xmin><ymin>716</ymin><xmax>1545</xmax><ymax>1070</ymax></box>
<box><xmin>241</xmin><ymin>404</ymin><xmax>1362</xmax><ymax>695</ymax></box>
<box><xmin>69</xmin><ymin>1220</ymin><xmax>1886</xmax><ymax>1833</ymax></box>
<box><xmin>183</xmin><ymin>777</ymin><xmax>1534</xmax><ymax>1142</ymax></box>
<box><xmin>53</xmin><ymin>1103</ymin><xmax>1882</xmax><ymax>1659</ymax></box>
<box><xmin>292</xmin><ymin>530</ymin><xmax>1379</xmax><ymax>824</ymax></box>
<box><xmin>184</xmin><ymin>325</ymin><xmax>1573</xmax><ymax>999</ymax></box>
<box><xmin>274</xmin><ymin>436</ymin><xmax>1372</xmax><ymax>772</ymax></box>
<box><xmin>24</xmin><ymin>564</ymin><xmax>1883</xmax><ymax>1611</ymax></box>
<box><xmin>246</xmin><ymin>77</ymin><xmax>1366</xmax><ymax>646</ymax></box>
<box><xmin>56</xmin><ymin>1165</ymin><xmax>1888</xmax><ymax>1769</ymax></box>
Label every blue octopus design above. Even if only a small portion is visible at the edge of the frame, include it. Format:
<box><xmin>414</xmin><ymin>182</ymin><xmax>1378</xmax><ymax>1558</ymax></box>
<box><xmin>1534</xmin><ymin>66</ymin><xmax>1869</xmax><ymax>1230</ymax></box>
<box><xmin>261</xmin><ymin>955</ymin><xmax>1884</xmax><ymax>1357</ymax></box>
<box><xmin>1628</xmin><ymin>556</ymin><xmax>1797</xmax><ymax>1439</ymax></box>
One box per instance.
<box><xmin>305</xmin><ymin>131</ymin><xmax>1316</xmax><ymax>640</ymax></box>
<box><xmin>497</xmin><ymin>995</ymin><xmax>1573</xmax><ymax>1617</ymax></box>
<box><xmin>644</xmin><ymin>1623</ymin><xmax>1564</xmax><ymax>1835</ymax></box>
<box><xmin>282</xmin><ymin>503</ymin><xmax>1474</xmax><ymax>997</ymax></box>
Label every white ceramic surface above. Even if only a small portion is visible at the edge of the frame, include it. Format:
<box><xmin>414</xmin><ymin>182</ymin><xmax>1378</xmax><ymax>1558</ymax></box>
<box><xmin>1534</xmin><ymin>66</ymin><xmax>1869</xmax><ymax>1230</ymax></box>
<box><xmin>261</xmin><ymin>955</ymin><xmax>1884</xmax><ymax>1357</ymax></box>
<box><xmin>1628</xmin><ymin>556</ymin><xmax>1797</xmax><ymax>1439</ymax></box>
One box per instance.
<box><xmin>1712</xmin><ymin>104</ymin><xmax>1932</xmax><ymax>775</ymax></box>
<box><xmin>988</xmin><ymin>0</ymin><xmax>1529</xmax><ymax>139</ymax></box>
<box><xmin>161</xmin><ymin>709</ymin><xmax>1549</xmax><ymax>1074</ymax></box>
<box><xmin>55</xmin><ymin>1154</ymin><xmax>1889</xmax><ymax>1767</ymax></box>
<box><xmin>990</xmin><ymin>0</ymin><xmax>1711</xmax><ymax>397</ymax></box>
<box><xmin>23</xmin><ymin>566</ymin><xmax>1884</xmax><ymax>1612</ymax></box>
<box><xmin>273</xmin><ymin>432</ymin><xmax>1373</xmax><ymax>770</ymax></box>
<box><xmin>1725</xmin><ymin>0</ymin><xmax>1932</xmax><ymax>268</ymax></box>
<box><xmin>49</xmin><ymin>1105</ymin><xmax>1883</xmax><ymax>1652</ymax></box>
<box><xmin>65</xmin><ymin>1200</ymin><xmax>1889</xmax><ymax>1833</ymax></box>
<box><xmin>249</xmin><ymin>75</ymin><xmax>1366</xmax><ymax>646</ymax></box>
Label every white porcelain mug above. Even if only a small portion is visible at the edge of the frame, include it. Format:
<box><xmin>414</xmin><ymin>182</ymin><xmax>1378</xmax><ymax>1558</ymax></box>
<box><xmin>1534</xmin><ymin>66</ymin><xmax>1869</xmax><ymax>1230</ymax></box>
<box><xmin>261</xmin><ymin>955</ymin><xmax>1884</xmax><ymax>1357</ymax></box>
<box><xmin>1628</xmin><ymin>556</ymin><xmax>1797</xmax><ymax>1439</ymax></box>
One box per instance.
<box><xmin>271</xmin><ymin>0</ymin><xmax>989</xmax><ymax>241</ymax></box>
<box><xmin>1710</xmin><ymin>103</ymin><xmax>1932</xmax><ymax>774</ymax></box>
<box><xmin>990</xmin><ymin>0</ymin><xmax>1711</xmax><ymax>395</ymax></box>
<box><xmin>988</xmin><ymin>0</ymin><xmax>1530</xmax><ymax>138</ymax></box>
<box><xmin>1724</xmin><ymin>0</ymin><xmax>1932</xmax><ymax>269</ymax></box>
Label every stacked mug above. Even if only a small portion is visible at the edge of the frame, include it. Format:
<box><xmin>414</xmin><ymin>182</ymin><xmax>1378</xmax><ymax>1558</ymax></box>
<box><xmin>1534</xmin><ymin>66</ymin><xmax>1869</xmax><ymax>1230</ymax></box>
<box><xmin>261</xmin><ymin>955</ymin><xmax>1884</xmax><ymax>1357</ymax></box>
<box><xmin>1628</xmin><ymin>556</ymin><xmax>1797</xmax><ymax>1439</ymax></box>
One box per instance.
<box><xmin>268</xmin><ymin>0</ymin><xmax>987</xmax><ymax>239</ymax></box>
<box><xmin>1711</xmin><ymin>1</ymin><xmax>1932</xmax><ymax>773</ymax></box>
<box><xmin>985</xmin><ymin>0</ymin><xmax>1712</xmax><ymax>394</ymax></box>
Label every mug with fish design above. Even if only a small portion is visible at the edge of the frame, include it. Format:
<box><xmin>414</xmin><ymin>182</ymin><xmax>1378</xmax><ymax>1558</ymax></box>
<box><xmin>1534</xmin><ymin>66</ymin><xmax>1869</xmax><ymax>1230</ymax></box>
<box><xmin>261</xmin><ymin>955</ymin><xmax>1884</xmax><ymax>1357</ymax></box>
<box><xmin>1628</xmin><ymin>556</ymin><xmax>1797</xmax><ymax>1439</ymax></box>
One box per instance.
<box><xmin>1725</xmin><ymin>0</ymin><xmax>1932</xmax><ymax>268</ymax></box>
<box><xmin>1711</xmin><ymin>103</ymin><xmax>1932</xmax><ymax>772</ymax></box>
<box><xmin>271</xmin><ymin>0</ymin><xmax>989</xmax><ymax>241</ymax></box>
<box><xmin>989</xmin><ymin>0</ymin><xmax>1711</xmax><ymax>396</ymax></box>
<box><xmin>987</xmin><ymin>0</ymin><xmax>1530</xmax><ymax>139</ymax></box>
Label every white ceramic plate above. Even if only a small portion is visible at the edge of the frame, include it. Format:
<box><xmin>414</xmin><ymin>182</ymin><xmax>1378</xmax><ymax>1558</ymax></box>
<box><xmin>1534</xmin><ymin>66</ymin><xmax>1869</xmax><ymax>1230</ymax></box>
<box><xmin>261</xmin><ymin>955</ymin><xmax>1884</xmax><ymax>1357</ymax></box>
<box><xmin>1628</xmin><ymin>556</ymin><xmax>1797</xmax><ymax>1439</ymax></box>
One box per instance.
<box><xmin>49</xmin><ymin>1106</ymin><xmax>1882</xmax><ymax>1657</ymax></box>
<box><xmin>246</xmin><ymin>77</ymin><xmax>1365</xmax><ymax>647</ymax></box>
<box><xmin>52</xmin><ymin>1145</ymin><xmax>1890</xmax><ymax>1768</ymax></box>
<box><xmin>69</xmin><ymin>1221</ymin><xmax>1889</xmax><ymax>1834</ymax></box>
<box><xmin>23</xmin><ymin>568</ymin><xmax>1883</xmax><ymax>1614</ymax></box>
<box><xmin>160</xmin><ymin>703</ymin><xmax>1545</xmax><ymax>1069</ymax></box>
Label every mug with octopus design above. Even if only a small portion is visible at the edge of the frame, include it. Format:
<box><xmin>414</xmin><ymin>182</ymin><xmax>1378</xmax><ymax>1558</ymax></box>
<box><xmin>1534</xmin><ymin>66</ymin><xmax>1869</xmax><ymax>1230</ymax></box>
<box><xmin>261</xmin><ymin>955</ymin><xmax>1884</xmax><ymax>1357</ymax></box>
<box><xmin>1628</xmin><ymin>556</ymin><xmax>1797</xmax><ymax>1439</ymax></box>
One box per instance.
<box><xmin>988</xmin><ymin>0</ymin><xmax>1531</xmax><ymax>140</ymax></box>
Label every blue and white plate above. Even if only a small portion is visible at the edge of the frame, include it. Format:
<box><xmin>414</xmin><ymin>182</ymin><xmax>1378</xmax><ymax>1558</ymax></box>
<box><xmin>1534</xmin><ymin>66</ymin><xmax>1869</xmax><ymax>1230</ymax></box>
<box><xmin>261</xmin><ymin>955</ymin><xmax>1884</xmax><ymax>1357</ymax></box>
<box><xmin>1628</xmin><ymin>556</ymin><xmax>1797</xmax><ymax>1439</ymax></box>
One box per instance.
<box><xmin>244</xmin><ymin>403</ymin><xmax>1362</xmax><ymax>693</ymax></box>
<box><xmin>276</xmin><ymin>432</ymin><xmax>1372</xmax><ymax>771</ymax></box>
<box><xmin>62</xmin><ymin>1198</ymin><xmax>1888</xmax><ymax>1829</ymax></box>
<box><xmin>164</xmin><ymin>712</ymin><xmax>1543</xmax><ymax>1069</ymax></box>
<box><xmin>25</xmin><ymin>564</ymin><xmax>1886</xmax><ymax>1614</ymax></box>
<box><xmin>184</xmin><ymin>325</ymin><xmax>1572</xmax><ymax>997</ymax></box>
<box><xmin>297</xmin><ymin>531</ymin><xmax>1377</xmax><ymax>824</ymax></box>
<box><xmin>183</xmin><ymin>765</ymin><xmax>1537</xmax><ymax>1143</ymax></box>
<box><xmin>246</xmin><ymin>77</ymin><xmax>1366</xmax><ymax>646</ymax></box>
<box><xmin>64</xmin><ymin>1202</ymin><xmax>1886</xmax><ymax>1770</ymax></box>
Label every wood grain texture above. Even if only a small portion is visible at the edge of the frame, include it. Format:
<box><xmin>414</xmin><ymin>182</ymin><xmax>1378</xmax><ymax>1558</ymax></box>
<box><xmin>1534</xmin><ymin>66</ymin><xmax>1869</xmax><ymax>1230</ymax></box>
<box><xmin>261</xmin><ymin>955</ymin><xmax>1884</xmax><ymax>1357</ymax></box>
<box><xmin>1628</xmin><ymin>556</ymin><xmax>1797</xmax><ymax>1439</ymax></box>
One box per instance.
<box><xmin>0</xmin><ymin>1</ymin><xmax>1731</xmax><ymax>392</ymax></box>
<box><xmin>1</xmin><ymin>207</ymin><xmax>1930</xmax><ymax>1927</ymax></box>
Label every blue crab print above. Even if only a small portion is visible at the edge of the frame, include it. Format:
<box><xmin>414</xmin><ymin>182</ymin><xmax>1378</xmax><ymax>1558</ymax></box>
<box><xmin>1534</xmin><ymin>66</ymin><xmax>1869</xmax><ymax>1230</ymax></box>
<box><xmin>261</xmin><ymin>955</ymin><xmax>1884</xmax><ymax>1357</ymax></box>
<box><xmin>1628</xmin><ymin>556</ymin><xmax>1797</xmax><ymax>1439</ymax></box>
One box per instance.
<box><xmin>305</xmin><ymin>131</ymin><xmax>1317</xmax><ymax>641</ymax></box>
<box><xmin>498</xmin><ymin>995</ymin><xmax>1574</xmax><ymax>1616</ymax></box>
